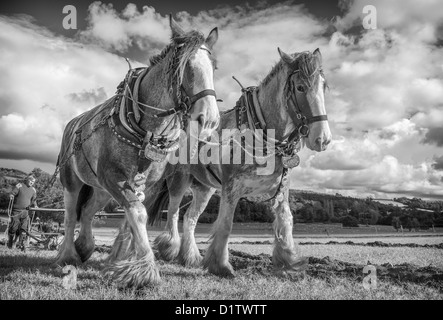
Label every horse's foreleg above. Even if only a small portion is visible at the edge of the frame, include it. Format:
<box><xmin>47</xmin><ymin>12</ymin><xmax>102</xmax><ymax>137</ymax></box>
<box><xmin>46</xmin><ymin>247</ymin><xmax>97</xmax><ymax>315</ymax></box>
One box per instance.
<box><xmin>178</xmin><ymin>182</ymin><xmax>215</xmax><ymax>267</ymax></box>
<box><xmin>202</xmin><ymin>186</ymin><xmax>239</xmax><ymax>277</ymax></box>
<box><xmin>154</xmin><ymin>195</ymin><xmax>182</xmax><ymax>262</ymax></box>
<box><xmin>108</xmin><ymin>219</ymin><xmax>133</xmax><ymax>263</ymax></box>
<box><xmin>272</xmin><ymin>190</ymin><xmax>308</xmax><ymax>272</ymax></box>
<box><xmin>106</xmin><ymin>185</ymin><xmax>160</xmax><ymax>288</ymax></box>
<box><xmin>55</xmin><ymin>188</ymin><xmax>82</xmax><ymax>267</ymax></box>
<box><xmin>75</xmin><ymin>188</ymin><xmax>111</xmax><ymax>262</ymax></box>
<box><xmin>154</xmin><ymin>173</ymin><xmax>191</xmax><ymax>262</ymax></box>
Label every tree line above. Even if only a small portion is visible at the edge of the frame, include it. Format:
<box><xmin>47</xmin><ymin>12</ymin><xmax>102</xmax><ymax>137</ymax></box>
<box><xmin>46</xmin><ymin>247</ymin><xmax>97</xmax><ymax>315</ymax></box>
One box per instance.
<box><xmin>1</xmin><ymin>167</ymin><xmax>442</xmax><ymax>229</ymax></box>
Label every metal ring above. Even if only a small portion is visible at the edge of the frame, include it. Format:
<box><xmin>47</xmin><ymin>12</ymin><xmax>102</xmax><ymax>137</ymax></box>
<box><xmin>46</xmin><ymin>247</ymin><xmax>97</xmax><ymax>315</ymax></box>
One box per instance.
<box><xmin>298</xmin><ymin>125</ymin><xmax>309</xmax><ymax>137</ymax></box>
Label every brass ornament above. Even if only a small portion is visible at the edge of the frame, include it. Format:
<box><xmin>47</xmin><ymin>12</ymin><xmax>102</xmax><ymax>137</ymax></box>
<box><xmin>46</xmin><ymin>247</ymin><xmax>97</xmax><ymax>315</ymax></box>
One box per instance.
<box><xmin>282</xmin><ymin>154</ymin><xmax>300</xmax><ymax>169</ymax></box>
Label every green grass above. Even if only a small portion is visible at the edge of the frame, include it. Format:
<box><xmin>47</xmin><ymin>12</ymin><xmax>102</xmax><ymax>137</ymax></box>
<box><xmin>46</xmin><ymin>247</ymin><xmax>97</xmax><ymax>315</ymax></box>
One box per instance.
<box><xmin>1</xmin><ymin>241</ymin><xmax>442</xmax><ymax>300</ymax></box>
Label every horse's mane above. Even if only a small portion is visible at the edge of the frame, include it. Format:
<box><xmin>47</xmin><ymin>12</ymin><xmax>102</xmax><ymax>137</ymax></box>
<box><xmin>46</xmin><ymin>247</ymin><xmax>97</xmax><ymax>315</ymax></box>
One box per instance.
<box><xmin>149</xmin><ymin>30</ymin><xmax>216</xmax><ymax>97</ymax></box>
<box><xmin>296</xmin><ymin>52</ymin><xmax>324</xmax><ymax>88</ymax></box>
<box><xmin>260</xmin><ymin>51</ymin><xmax>324</xmax><ymax>88</ymax></box>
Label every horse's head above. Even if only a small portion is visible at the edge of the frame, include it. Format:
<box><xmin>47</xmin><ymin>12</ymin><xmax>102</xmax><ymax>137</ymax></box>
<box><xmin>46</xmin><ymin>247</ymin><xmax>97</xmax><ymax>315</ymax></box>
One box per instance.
<box><xmin>169</xmin><ymin>16</ymin><xmax>220</xmax><ymax>139</ymax></box>
<box><xmin>278</xmin><ymin>48</ymin><xmax>331</xmax><ymax>152</ymax></box>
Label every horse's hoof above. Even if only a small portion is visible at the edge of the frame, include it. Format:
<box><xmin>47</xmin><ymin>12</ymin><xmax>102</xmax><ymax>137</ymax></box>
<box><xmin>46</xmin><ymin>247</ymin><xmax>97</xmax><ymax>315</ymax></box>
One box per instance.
<box><xmin>153</xmin><ymin>233</ymin><xmax>180</xmax><ymax>262</ymax></box>
<box><xmin>54</xmin><ymin>255</ymin><xmax>82</xmax><ymax>268</ymax></box>
<box><xmin>290</xmin><ymin>256</ymin><xmax>309</xmax><ymax>271</ymax></box>
<box><xmin>206</xmin><ymin>263</ymin><xmax>235</xmax><ymax>278</ymax></box>
<box><xmin>75</xmin><ymin>238</ymin><xmax>95</xmax><ymax>262</ymax></box>
<box><xmin>106</xmin><ymin>255</ymin><xmax>161</xmax><ymax>288</ymax></box>
<box><xmin>178</xmin><ymin>252</ymin><xmax>202</xmax><ymax>268</ymax></box>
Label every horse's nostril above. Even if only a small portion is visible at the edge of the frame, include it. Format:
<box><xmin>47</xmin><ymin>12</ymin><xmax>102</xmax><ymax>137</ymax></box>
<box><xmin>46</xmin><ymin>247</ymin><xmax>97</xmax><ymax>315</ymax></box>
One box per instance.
<box><xmin>211</xmin><ymin>117</ymin><xmax>220</xmax><ymax>129</ymax></box>
<box><xmin>197</xmin><ymin>115</ymin><xmax>205</xmax><ymax>128</ymax></box>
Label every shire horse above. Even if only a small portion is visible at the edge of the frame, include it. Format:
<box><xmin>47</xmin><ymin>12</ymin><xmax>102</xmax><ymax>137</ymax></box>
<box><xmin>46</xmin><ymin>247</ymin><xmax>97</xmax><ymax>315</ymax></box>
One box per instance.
<box><xmin>117</xmin><ymin>47</ymin><xmax>331</xmax><ymax>276</ymax></box>
<box><xmin>55</xmin><ymin>16</ymin><xmax>220</xmax><ymax>288</ymax></box>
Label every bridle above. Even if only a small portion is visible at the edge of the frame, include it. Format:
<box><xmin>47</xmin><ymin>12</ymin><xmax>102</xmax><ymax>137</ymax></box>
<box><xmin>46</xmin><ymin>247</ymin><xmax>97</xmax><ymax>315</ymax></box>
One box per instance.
<box><xmin>282</xmin><ymin>68</ymin><xmax>328</xmax><ymax>144</ymax></box>
<box><xmin>154</xmin><ymin>86</ymin><xmax>217</xmax><ymax>118</ymax></box>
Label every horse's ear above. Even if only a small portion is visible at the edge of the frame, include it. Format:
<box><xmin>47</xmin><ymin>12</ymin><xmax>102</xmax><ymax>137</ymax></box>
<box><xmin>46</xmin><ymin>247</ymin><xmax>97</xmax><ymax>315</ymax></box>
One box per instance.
<box><xmin>205</xmin><ymin>27</ymin><xmax>218</xmax><ymax>50</ymax></box>
<box><xmin>278</xmin><ymin>47</ymin><xmax>294</xmax><ymax>65</ymax></box>
<box><xmin>169</xmin><ymin>14</ymin><xmax>185</xmax><ymax>37</ymax></box>
<box><xmin>313</xmin><ymin>48</ymin><xmax>322</xmax><ymax>64</ymax></box>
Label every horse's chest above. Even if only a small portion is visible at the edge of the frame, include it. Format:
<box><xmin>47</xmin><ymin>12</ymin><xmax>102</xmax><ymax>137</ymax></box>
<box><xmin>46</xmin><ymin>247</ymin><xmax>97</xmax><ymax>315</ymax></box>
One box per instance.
<box><xmin>233</xmin><ymin>170</ymin><xmax>282</xmax><ymax>197</ymax></box>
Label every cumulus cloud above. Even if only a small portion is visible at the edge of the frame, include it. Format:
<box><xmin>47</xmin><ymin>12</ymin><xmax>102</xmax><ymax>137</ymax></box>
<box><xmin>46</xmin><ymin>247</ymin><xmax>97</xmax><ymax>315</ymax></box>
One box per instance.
<box><xmin>78</xmin><ymin>1</ymin><xmax>329</xmax><ymax>109</ymax></box>
<box><xmin>0</xmin><ymin>15</ymin><xmax>129</xmax><ymax>165</ymax></box>
<box><xmin>66</xmin><ymin>87</ymin><xmax>108</xmax><ymax>104</ymax></box>
<box><xmin>432</xmin><ymin>156</ymin><xmax>443</xmax><ymax>171</ymax></box>
<box><xmin>79</xmin><ymin>2</ymin><xmax>170</xmax><ymax>53</ymax></box>
<box><xmin>335</xmin><ymin>0</ymin><xmax>443</xmax><ymax>43</ymax></box>
<box><xmin>309</xmin><ymin>137</ymin><xmax>381</xmax><ymax>171</ymax></box>
<box><xmin>286</xmin><ymin>0</ymin><xmax>443</xmax><ymax>199</ymax></box>
<box><xmin>422</xmin><ymin>127</ymin><xmax>443</xmax><ymax>147</ymax></box>
<box><xmin>291</xmin><ymin>154</ymin><xmax>443</xmax><ymax>199</ymax></box>
<box><xmin>1</xmin><ymin>1</ymin><xmax>443</xmax><ymax>200</ymax></box>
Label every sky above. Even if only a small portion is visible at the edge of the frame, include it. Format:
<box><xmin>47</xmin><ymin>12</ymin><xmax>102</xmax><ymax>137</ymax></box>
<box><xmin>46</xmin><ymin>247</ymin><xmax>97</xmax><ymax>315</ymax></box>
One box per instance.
<box><xmin>0</xmin><ymin>0</ymin><xmax>442</xmax><ymax>200</ymax></box>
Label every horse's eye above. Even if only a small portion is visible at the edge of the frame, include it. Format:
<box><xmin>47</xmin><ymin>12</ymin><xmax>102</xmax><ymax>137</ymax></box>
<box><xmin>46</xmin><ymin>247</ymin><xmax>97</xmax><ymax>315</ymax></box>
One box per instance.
<box><xmin>296</xmin><ymin>85</ymin><xmax>305</xmax><ymax>93</ymax></box>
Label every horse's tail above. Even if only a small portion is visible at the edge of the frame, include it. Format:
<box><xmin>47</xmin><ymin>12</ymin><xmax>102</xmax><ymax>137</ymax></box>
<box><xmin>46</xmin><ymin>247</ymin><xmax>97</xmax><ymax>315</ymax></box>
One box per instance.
<box><xmin>76</xmin><ymin>185</ymin><xmax>94</xmax><ymax>221</ymax></box>
<box><xmin>147</xmin><ymin>180</ymin><xmax>169</xmax><ymax>226</ymax></box>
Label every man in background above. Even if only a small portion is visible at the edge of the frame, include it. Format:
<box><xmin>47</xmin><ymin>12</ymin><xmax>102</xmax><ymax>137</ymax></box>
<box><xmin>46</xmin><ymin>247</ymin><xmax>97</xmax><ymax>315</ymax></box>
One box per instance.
<box><xmin>7</xmin><ymin>174</ymin><xmax>38</xmax><ymax>251</ymax></box>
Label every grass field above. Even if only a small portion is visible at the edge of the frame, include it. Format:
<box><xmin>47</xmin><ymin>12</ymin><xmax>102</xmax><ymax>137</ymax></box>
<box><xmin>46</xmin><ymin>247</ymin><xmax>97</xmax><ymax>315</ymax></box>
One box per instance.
<box><xmin>1</xmin><ymin>226</ymin><xmax>442</xmax><ymax>300</ymax></box>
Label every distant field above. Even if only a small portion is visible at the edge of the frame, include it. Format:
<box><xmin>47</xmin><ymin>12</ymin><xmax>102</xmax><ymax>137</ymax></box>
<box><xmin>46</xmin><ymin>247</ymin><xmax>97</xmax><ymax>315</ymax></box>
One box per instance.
<box><xmin>91</xmin><ymin>217</ymin><xmax>443</xmax><ymax>235</ymax></box>
<box><xmin>1</xmin><ymin>215</ymin><xmax>442</xmax><ymax>241</ymax></box>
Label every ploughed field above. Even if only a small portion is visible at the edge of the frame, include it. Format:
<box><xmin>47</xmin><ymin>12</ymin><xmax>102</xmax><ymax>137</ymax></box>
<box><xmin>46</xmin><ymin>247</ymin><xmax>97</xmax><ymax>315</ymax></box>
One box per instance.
<box><xmin>0</xmin><ymin>223</ymin><xmax>442</xmax><ymax>300</ymax></box>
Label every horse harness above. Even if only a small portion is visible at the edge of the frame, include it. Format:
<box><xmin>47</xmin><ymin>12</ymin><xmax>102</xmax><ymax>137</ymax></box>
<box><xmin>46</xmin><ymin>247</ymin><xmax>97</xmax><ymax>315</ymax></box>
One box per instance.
<box><xmin>229</xmin><ymin>69</ymin><xmax>328</xmax><ymax>207</ymax></box>
<box><xmin>110</xmin><ymin>65</ymin><xmax>216</xmax><ymax>160</ymax></box>
<box><xmin>111</xmin><ymin>65</ymin><xmax>217</xmax><ymax>199</ymax></box>
<box><xmin>52</xmin><ymin>60</ymin><xmax>217</xmax><ymax>200</ymax></box>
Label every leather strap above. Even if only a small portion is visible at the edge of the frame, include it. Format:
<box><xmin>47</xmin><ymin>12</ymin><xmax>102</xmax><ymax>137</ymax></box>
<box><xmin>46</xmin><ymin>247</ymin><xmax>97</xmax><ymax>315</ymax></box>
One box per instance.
<box><xmin>307</xmin><ymin>115</ymin><xmax>328</xmax><ymax>123</ymax></box>
<box><xmin>251</xmin><ymin>89</ymin><xmax>267</xmax><ymax>129</ymax></box>
<box><xmin>189</xmin><ymin>89</ymin><xmax>216</xmax><ymax>104</ymax></box>
<box><xmin>155</xmin><ymin>87</ymin><xmax>217</xmax><ymax>118</ymax></box>
<box><xmin>127</xmin><ymin>68</ymin><xmax>149</xmax><ymax>137</ymax></box>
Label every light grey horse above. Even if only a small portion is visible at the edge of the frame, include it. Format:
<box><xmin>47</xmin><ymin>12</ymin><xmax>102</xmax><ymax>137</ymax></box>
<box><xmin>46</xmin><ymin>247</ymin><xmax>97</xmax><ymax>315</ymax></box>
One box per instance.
<box><xmin>55</xmin><ymin>16</ymin><xmax>220</xmax><ymax>288</ymax></box>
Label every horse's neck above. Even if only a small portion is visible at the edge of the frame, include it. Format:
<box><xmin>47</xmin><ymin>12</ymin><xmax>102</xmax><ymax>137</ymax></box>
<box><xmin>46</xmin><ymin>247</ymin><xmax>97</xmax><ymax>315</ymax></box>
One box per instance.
<box><xmin>218</xmin><ymin>72</ymin><xmax>291</xmax><ymax>141</ymax></box>
<box><xmin>256</xmin><ymin>73</ymin><xmax>293</xmax><ymax>141</ymax></box>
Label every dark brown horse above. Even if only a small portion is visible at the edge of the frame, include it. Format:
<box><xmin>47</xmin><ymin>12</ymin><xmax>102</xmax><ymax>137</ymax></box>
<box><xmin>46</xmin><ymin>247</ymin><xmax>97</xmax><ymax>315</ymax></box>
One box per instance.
<box><xmin>116</xmin><ymin>48</ymin><xmax>331</xmax><ymax>277</ymax></box>
<box><xmin>55</xmin><ymin>16</ymin><xmax>220</xmax><ymax>288</ymax></box>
